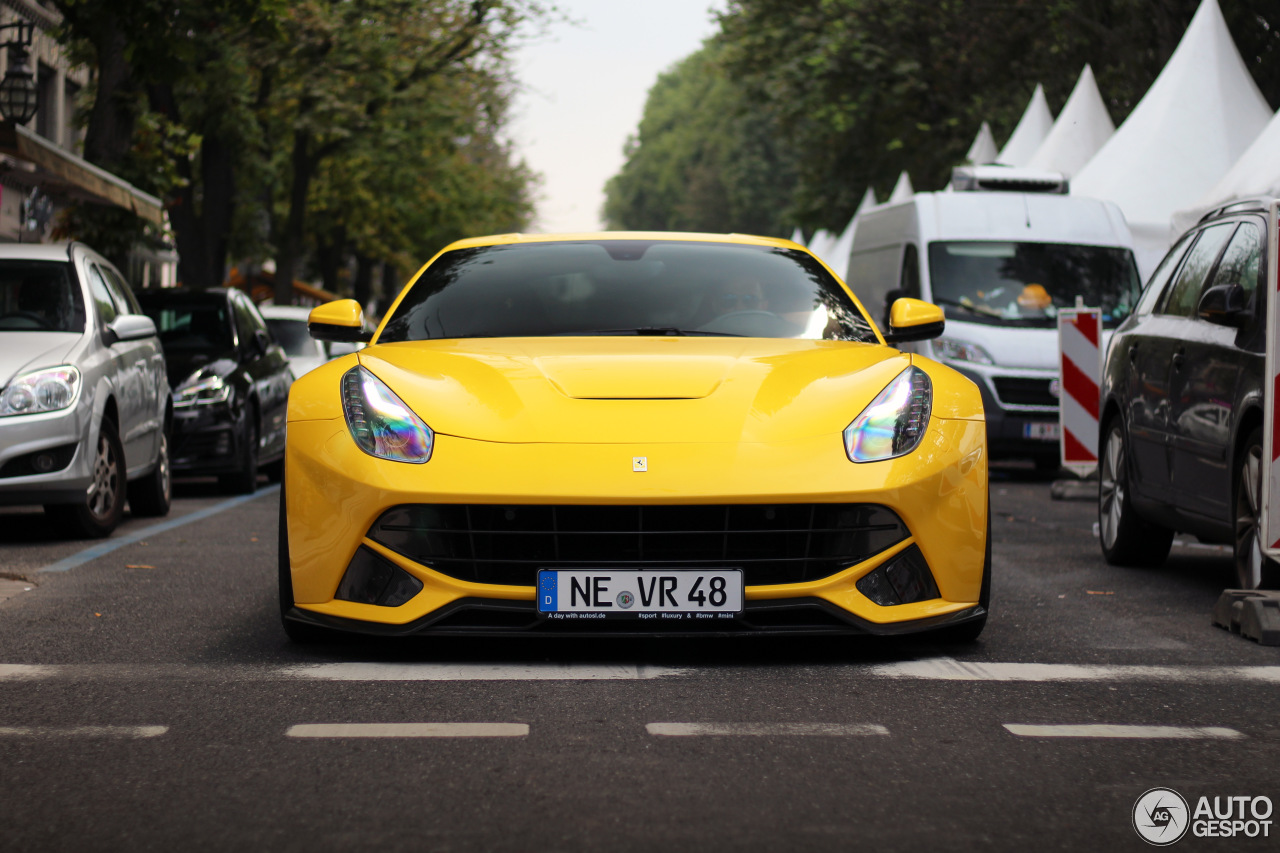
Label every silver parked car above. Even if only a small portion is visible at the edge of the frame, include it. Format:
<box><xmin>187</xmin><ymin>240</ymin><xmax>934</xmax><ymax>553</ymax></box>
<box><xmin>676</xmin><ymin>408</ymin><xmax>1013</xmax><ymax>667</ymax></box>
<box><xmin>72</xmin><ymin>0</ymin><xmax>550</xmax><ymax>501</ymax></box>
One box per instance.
<box><xmin>0</xmin><ymin>243</ymin><xmax>171</xmax><ymax>537</ymax></box>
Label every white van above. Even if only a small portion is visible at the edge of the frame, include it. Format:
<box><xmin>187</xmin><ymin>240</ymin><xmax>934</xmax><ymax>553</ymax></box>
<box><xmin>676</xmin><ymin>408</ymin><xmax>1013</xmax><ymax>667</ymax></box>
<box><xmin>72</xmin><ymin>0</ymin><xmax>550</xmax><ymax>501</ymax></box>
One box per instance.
<box><xmin>846</xmin><ymin>166</ymin><xmax>1142</xmax><ymax>469</ymax></box>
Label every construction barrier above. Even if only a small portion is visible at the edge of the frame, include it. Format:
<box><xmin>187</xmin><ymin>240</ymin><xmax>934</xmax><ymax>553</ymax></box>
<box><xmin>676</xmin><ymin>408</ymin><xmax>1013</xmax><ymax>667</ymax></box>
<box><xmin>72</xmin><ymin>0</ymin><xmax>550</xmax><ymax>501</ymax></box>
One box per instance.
<box><xmin>1058</xmin><ymin>306</ymin><xmax>1102</xmax><ymax>478</ymax></box>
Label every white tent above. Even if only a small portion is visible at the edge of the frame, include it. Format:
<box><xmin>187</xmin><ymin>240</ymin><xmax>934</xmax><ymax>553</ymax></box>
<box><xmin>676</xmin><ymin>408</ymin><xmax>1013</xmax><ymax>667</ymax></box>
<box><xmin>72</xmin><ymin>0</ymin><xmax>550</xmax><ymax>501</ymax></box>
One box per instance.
<box><xmin>966</xmin><ymin>122</ymin><xmax>998</xmax><ymax>165</ymax></box>
<box><xmin>1172</xmin><ymin>106</ymin><xmax>1280</xmax><ymax>234</ymax></box>
<box><xmin>789</xmin><ymin>226</ymin><xmax>805</xmax><ymax>246</ymax></box>
<box><xmin>996</xmin><ymin>84</ymin><xmax>1054</xmax><ymax>167</ymax></box>
<box><xmin>823</xmin><ymin>187</ymin><xmax>878</xmax><ymax>279</ymax></box>
<box><xmin>1026</xmin><ymin>65</ymin><xmax>1115</xmax><ymax>180</ymax></box>
<box><xmin>1072</xmin><ymin>0</ymin><xmax>1272</xmax><ymax>277</ymax></box>
<box><xmin>887</xmin><ymin>172</ymin><xmax>914</xmax><ymax>203</ymax></box>
<box><xmin>807</xmin><ymin>229</ymin><xmax>838</xmax><ymax>264</ymax></box>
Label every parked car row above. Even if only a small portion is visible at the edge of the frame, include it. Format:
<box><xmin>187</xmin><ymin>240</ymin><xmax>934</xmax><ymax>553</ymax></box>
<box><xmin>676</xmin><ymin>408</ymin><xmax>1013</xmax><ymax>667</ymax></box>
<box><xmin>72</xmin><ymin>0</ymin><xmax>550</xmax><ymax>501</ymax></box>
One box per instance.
<box><xmin>0</xmin><ymin>243</ymin><xmax>344</xmax><ymax>538</ymax></box>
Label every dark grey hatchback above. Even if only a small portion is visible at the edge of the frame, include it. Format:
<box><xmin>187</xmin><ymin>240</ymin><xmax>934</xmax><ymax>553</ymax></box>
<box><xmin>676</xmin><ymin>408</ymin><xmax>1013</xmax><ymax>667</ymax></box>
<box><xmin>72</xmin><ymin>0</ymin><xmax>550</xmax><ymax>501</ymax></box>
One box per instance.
<box><xmin>1099</xmin><ymin>199</ymin><xmax>1276</xmax><ymax>589</ymax></box>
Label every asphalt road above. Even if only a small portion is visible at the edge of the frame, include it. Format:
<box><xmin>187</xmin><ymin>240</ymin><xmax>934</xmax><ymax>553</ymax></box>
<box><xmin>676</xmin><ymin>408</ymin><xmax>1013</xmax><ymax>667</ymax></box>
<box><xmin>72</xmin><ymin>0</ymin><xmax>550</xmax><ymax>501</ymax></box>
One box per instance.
<box><xmin>1</xmin><ymin>467</ymin><xmax>1277</xmax><ymax>852</ymax></box>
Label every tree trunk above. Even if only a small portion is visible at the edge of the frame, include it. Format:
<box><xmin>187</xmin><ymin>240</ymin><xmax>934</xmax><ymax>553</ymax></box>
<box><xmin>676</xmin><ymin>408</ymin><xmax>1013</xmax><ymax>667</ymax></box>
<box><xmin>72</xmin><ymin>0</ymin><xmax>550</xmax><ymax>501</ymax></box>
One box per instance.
<box><xmin>273</xmin><ymin>129</ymin><xmax>314</xmax><ymax>306</ymax></box>
<box><xmin>82</xmin><ymin>17</ymin><xmax>136</xmax><ymax>170</ymax></box>
<box><xmin>353</xmin><ymin>253</ymin><xmax>374</xmax><ymax>313</ymax></box>
<box><xmin>200</xmin><ymin>134</ymin><xmax>235</xmax><ymax>290</ymax></box>
<box><xmin>380</xmin><ymin>262</ymin><xmax>401</xmax><ymax>315</ymax></box>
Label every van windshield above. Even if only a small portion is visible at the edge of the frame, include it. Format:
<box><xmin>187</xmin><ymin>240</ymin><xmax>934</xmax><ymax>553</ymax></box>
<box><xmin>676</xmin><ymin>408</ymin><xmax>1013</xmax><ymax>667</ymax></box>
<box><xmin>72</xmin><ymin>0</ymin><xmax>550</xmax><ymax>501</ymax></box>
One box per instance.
<box><xmin>927</xmin><ymin>241</ymin><xmax>1141</xmax><ymax>328</ymax></box>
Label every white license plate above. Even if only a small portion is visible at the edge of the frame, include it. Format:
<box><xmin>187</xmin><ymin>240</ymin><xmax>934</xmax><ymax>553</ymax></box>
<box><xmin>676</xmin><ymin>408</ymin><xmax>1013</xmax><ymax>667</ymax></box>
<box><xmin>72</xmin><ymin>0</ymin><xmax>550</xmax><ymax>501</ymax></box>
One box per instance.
<box><xmin>537</xmin><ymin>570</ymin><xmax>743</xmax><ymax>619</ymax></box>
<box><xmin>1024</xmin><ymin>422</ymin><xmax>1060</xmax><ymax>441</ymax></box>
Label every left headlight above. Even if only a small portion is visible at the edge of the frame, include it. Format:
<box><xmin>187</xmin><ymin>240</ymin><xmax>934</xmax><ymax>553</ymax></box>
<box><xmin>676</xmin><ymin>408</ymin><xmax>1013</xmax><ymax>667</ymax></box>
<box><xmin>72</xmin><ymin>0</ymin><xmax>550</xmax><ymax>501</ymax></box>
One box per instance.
<box><xmin>174</xmin><ymin>373</ymin><xmax>232</xmax><ymax>407</ymax></box>
<box><xmin>843</xmin><ymin>366</ymin><xmax>932</xmax><ymax>463</ymax></box>
<box><xmin>341</xmin><ymin>365</ymin><xmax>433</xmax><ymax>463</ymax></box>
<box><xmin>0</xmin><ymin>366</ymin><xmax>80</xmax><ymax>417</ymax></box>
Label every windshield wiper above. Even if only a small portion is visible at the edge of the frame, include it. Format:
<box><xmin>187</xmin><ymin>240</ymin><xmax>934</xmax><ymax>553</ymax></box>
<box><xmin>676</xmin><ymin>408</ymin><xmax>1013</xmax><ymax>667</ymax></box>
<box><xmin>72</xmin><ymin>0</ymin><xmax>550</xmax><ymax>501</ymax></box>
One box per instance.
<box><xmin>552</xmin><ymin>327</ymin><xmax>743</xmax><ymax>337</ymax></box>
<box><xmin>931</xmin><ymin>298</ymin><xmax>1005</xmax><ymax>319</ymax></box>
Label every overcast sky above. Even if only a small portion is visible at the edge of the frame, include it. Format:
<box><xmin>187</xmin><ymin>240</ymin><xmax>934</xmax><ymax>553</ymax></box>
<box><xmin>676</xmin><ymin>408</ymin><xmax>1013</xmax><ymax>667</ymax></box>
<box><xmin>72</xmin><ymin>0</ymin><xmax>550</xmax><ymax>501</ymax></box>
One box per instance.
<box><xmin>509</xmin><ymin>1</ymin><xmax>725</xmax><ymax>233</ymax></box>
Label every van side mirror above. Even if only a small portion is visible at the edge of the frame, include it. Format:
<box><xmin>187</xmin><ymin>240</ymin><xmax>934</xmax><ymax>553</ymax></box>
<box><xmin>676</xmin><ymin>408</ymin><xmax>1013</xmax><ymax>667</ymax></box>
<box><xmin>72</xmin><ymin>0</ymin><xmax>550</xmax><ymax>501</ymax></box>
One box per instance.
<box><xmin>1197</xmin><ymin>284</ymin><xmax>1248</xmax><ymax>327</ymax></box>
<box><xmin>309</xmin><ymin>299</ymin><xmax>373</xmax><ymax>343</ymax></box>
<box><xmin>883</xmin><ymin>297</ymin><xmax>945</xmax><ymax>343</ymax></box>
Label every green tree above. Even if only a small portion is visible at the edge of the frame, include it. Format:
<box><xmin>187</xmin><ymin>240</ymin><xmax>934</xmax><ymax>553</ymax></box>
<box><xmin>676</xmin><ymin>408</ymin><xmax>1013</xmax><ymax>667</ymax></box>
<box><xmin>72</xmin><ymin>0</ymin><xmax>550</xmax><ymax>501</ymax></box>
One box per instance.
<box><xmin>603</xmin><ymin>43</ymin><xmax>798</xmax><ymax>236</ymax></box>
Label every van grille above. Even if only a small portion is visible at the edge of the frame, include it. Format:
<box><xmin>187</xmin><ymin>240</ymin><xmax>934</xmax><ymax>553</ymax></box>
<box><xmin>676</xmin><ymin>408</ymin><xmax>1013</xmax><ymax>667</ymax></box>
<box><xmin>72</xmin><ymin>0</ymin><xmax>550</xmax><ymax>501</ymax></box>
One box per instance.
<box><xmin>993</xmin><ymin>377</ymin><xmax>1058</xmax><ymax>408</ymax></box>
<box><xmin>368</xmin><ymin>503</ymin><xmax>909</xmax><ymax>587</ymax></box>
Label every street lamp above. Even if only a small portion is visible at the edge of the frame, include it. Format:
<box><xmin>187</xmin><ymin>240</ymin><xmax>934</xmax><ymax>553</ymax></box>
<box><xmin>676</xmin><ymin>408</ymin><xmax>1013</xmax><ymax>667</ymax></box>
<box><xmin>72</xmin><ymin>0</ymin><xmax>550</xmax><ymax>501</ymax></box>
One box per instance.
<box><xmin>0</xmin><ymin>20</ymin><xmax>37</xmax><ymax>125</ymax></box>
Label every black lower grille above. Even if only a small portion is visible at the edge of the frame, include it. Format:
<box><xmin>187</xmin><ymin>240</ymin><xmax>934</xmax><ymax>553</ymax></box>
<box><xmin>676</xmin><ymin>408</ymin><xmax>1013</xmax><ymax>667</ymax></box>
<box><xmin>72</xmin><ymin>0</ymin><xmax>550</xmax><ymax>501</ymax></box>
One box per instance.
<box><xmin>993</xmin><ymin>377</ymin><xmax>1058</xmax><ymax>408</ymax></box>
<box><xmin>368</xmin><ymin>503</ymin><xmax>908</xmax><ymax>587</ymax></box>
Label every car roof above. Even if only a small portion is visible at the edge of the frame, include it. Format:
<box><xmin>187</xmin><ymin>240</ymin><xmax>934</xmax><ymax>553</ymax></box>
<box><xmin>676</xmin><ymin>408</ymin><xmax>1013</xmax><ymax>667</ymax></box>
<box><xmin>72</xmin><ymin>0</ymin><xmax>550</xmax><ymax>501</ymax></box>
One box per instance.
<box><xmin>259</xmin><ymin>304</ymin><xmax>314</xmax><ymax>320</ymax></box>
<box><xmin>0</xmin><ymin>242</ymin><xmax>75</xmax><ymax>262</ymax></box>
<box><xmin>440</xmin><ymin>231</ymin><xmax>804</xmax><ymax>253</ymax></box>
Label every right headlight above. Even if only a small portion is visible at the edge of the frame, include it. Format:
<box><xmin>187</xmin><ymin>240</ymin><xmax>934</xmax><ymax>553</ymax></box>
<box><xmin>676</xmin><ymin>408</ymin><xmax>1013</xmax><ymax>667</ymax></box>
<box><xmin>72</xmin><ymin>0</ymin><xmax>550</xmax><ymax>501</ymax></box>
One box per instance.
<box><xmin>932</xmin><ymin>337</ymin><xmax>995</xmax><ymax>365</ymax></box>
<box><xmin>341</xmin><ymin>365</ymin><xmax>433</xmax><ymax>463</ymax></box>
<box><xmin>843</xmin><ymin>366</ymin><xmax>932</xmax><ymax>462</ymax></box>
<box><xmin>0</xmin><ymin>366</ymin><xmax>81</xmax><ymax>417</ymax></box>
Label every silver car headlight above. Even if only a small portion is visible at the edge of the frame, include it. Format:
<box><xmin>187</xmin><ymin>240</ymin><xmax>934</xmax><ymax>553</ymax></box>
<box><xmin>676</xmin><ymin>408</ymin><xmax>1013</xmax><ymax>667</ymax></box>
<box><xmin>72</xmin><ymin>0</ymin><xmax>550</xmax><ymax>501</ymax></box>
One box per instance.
<box><xmin>174</xmin><ymin>373</ymin><xmax>232</xmax><ymax>407</ymax></box>
<box><xmin>843</xmin><ymin>366</ymin><xmax>932</xmax><ymax>462</ymax></box>
<box><xmin>0</xmin><ymin>366</ymin><xmax>81</xmax><ymax>417</ymax></box>
<box><xmin>341</xmin><ymin>365</ymin><xmax>433</xmax><ymax>463</ymax></box>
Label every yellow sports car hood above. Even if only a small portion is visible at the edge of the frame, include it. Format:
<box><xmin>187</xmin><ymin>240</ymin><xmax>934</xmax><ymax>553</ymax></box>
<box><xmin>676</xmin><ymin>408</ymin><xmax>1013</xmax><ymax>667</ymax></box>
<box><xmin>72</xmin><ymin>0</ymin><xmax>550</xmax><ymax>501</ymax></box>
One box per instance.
<box><xmin>353</xmin><ymin>338</ymin><xmax>957</xmax><ymax>445</ymax></box>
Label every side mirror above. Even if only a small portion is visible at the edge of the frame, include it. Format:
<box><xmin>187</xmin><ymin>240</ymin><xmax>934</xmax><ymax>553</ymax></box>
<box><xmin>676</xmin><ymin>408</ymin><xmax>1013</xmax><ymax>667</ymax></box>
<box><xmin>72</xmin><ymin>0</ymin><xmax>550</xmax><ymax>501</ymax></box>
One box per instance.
<box><xmin>883</xmin><ymin>298</ymin><xmax>945</xmax><ymax>343</ymax></box>
<box><xmin>1197</xmin><ymin>283</ymin><xmax>1248</xmax><ymax>327</ymax></box>
<box><xmin>309</xmin><ymin>299</ymin><xmax>373</xmax><ymax>343</ymax></box>
<box><xmin>104</xmin><ymin>314</ymin><xmax>157</xmax><ymax>346</ymax></box>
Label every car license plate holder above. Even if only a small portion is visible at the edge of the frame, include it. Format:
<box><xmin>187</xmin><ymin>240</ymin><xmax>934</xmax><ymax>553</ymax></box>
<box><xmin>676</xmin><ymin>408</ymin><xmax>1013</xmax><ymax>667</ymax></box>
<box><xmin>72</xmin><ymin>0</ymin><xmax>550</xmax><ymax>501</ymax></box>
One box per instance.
<box><xmin>537</xmin><ymin>569</ymin><xmax>743</xmax><ymax>621</ymax></box>
<box><xmin>1024</xmin><ymin>422</ymin><xmax>1060</xmax><ymax>441</ymax></box>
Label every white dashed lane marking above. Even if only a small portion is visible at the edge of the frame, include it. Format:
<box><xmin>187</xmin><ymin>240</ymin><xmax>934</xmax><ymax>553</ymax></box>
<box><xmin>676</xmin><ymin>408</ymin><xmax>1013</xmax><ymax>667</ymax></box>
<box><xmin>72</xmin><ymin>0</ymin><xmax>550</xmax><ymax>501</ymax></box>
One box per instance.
<box><xmin>647</xmin><ymin>723</ymin><xmax>890</xmax><ymax>737</ymax></box>
<box><xmin>286</xmin><ymin>723</ymin><xmax>529</xmax><ymax>738</ymax></box>
<box><xmin>0</xmin><ymin>726</ymin><xmax>167</xmax><ymax>738</ymax></box>
<box><xmin>874</xmin><ymin>659</ymin><xmax>1280</xmax><ymax>683</ymax></box>
<box><xmin>1003</xmin><ymin>724</ymin><xmax>1245</xmax><ymax>740</ymax></box>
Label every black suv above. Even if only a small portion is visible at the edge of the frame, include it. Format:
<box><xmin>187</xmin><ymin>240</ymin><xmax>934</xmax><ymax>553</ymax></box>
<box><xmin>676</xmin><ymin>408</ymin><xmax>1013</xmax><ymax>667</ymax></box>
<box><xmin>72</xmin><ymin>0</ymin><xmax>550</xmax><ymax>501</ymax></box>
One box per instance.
<box><xmin>137</xmin><ymin>288</ymin><xmax>292</xmax><ymax>493</ymax></box>
<box><xmin>1098</xmin><ymin>199</ymin><xmax>1275</xmax><ymax>588</ymax></box>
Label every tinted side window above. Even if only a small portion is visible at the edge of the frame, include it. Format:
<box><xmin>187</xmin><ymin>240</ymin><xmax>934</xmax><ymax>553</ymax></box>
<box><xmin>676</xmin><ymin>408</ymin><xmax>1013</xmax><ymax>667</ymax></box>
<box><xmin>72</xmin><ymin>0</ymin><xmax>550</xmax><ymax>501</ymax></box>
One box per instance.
<box><xmin>1160</xmin><ymin>224</ymin><xmax>1234</xmax><ymax>317</ymax></box>
<box><xmin>1212</xmin><ymin>222</ymin><xmax>1262</xmax><ymax>299</ymax></box>
<box><xmin>1134</xmin><ymin>232</ymin><xmax>1192</xmax><ymax>316</ymax></box>
<box><xmin>86</xmin><ymin>265</ymin><xmax>118</xmax><ymax>325</ymax></box>
<box><xmin>231</xmin><ymin>296</ymin><xmax>257</xmax><ymax>349</ymax></box>
<box><xmin>900</xmin><ymin>244</ymin><xmax>920</xmax><ymax>298</ymax></box>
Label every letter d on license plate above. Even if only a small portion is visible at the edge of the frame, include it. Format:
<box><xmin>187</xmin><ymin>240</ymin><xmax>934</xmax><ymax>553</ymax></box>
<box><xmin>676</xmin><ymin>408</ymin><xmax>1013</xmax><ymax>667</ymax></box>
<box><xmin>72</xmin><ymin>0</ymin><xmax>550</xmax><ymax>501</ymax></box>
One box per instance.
<box><xmin>538</xmin><ymin>570</ymin><xmax>743</xmax><ymax>616</ymax></box>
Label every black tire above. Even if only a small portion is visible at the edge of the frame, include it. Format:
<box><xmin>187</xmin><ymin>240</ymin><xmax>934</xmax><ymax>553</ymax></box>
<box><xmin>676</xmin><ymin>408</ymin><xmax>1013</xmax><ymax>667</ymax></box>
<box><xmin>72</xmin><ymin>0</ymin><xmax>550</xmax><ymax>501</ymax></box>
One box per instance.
<box><xmin>47</xmin><ymin>417</ymin><xmax>126</xmax><ymax>538</ymax></box>
<box><xmin>1098</xmin><ymin>417</ymin><xmax>1173</xmax><ymax>567</ymax></box>
<box><xmin>933</xmin><ymin>498</ymin><xmax>991</xmax><ymax>643</ymax></box>
<box><xmin>128</xmin><ymin>429</ymin><xmax>172</xmax><ymax>517</ymax></box>
<box><xmin>278</xmin><ymin>481</ymin><xmax>337</xmax><ymax>643</ymax></box>
<box><xmin>219</xmin><ymin>410</ymin><xmax>258</xmax><ymax>495</ymax></box>
<box><xmin>1233</xmin><ymin>428</ymin><xmax>1280</xmax><ymax>590</ymax></box>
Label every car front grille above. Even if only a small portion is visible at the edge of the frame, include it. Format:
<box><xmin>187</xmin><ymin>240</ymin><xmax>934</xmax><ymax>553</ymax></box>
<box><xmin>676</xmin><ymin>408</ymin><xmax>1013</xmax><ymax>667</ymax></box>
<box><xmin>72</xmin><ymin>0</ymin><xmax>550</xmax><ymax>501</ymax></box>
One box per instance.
<box><xmin>993</xmin><ymin>377</ymin><xmax>1058</xmax><ymax>408</ymax></box>
<box><xmin>367</xmin><ymin>503</ymin><xmax>909</xmax><ymax>587</ymax></box>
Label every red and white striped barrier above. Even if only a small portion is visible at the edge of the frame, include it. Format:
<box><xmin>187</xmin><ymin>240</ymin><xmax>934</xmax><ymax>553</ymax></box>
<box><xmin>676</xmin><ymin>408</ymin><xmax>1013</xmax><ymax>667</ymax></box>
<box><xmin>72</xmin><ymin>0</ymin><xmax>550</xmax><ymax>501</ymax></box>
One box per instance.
<box><xmin>1261</xmin><ymin>200</ymin><xmax>1280</xmax><ymax>556</ymax></box>
<box><xmin>1058</xmin><ymin>307</ymin><xmax>1102</xmax><ymax>478</ymax></box>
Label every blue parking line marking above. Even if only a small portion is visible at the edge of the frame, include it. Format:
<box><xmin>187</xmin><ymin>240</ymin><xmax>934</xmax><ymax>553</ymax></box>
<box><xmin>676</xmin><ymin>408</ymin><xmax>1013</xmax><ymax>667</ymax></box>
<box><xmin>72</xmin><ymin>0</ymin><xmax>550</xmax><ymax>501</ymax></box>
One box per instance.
<box><xmin>37</xmin><ymin>485</ymin><xmax>280</xmax><ymax>574</ymax></box>
<box><xmin>538</xmin><ymin>571</ymin><xmax>557</xmax><ymax>612</ymax></box>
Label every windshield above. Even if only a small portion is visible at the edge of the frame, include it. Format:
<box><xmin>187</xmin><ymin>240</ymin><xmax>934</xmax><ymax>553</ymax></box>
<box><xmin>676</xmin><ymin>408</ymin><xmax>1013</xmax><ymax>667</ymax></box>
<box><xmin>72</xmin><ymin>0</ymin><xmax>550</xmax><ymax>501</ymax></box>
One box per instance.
<box><xmin>137</xmin><ymin>294</ymin><xmax>233</xmax><ymax>351</ymax></box>
<box><xmin>265</xmin><ymin>318</ymin><xmax>316</xmax><ymax>357</ymax></box>
<box><xmin>378</xmin><ymin>240</ymin><xmax>878</xmax><ymax>343</ymax></box>
<box><xmin>927</xmin><ymin>241</ymin><xmax>1141</xmax><ymax>328</ymax></box>
<box><xmin>0</xmin><ymin>261</ymin><xmax>86</xmax><ymax>333</ymax></box>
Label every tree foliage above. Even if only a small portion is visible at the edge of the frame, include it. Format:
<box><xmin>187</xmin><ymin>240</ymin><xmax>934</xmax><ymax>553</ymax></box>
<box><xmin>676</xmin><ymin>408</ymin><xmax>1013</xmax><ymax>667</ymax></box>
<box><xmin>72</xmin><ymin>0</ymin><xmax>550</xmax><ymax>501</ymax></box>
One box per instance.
<box><xmin>607</xmin><ymin>0</ymin><xmax>1280</xmax><ymax>237</ymax></box>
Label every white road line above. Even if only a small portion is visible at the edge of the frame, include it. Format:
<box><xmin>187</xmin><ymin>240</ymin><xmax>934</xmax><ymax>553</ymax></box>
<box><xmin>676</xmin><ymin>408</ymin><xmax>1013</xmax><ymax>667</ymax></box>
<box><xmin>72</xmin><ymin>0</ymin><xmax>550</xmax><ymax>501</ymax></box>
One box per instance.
<box><xmin>281</xmin><ymin>663</ymin><xmax>685</xmax><ymax>681</ymax></box>
<box><xmin>873</xmin><ymin>658</ymin><xmax>1280</xmax><ymax>683</ymax></box>
<box><xmin>1004</xmin><ymin>724</ymin><xmax>1244</xmax><ymax>740</ymax></box>
<box><xmin>0</xmin><ymin>725</ymin><xmax>167</xmax><ymax>738</ymax></box>
<box><xmin>646</xmin><ymin>723</ymin><xmax>889</xmax><ymax>737</ymax></box>
<box><xmin>0</xmin><ymin>664</ymin><xmax>56</xmax><ymax>680</ymax></box>
<box><xmin>286</xmin><ymin>723</ymin><xmax>528</xmax><ymax>738</ymax></box>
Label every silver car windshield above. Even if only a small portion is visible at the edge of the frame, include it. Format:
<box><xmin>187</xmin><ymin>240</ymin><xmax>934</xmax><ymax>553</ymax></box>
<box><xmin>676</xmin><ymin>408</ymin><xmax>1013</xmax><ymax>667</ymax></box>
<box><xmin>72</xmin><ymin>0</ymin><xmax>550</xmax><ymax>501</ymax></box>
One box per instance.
<box><xmin>379</xmin><ymin>241</ymin><xmax>878</xmax><ymax>343</ymax></box>
<box><xmin>0</xmin><ymin>261</ymin><xmax>86</xmax><ymax>333</ymax></box>
<box><xmin>927</xmin><ymin>241</ymin><xmax>1141</xmax><ymax>329</ymax></box>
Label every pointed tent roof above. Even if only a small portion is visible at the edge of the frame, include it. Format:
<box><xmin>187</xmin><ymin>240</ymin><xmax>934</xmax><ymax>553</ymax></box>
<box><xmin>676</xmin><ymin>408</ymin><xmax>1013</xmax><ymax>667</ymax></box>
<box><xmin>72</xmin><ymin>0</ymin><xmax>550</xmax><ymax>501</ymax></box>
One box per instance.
<box><xmin>1072</xmin><ymin>0</ymin><xmax>1272</xmax><ymax>276</ymax></box>
<box><xmin>789</xmin><ymin>226</ymin><xmax>805</xmax><ymax>246</ymax></box>
<box><xmin>888</xmin><ymin>172</ymin><xmax>914</xmax><ymax>203</ymax></box>
<box><xmin>1172</xmin><ymin>106</ymin><xmax>1280</xmax><ymax>234</ymax></box>
<box><xmin>824</xmin><ymin>188</ymin><xmax>879</xmax><ymax>279</ymax></box>
<box><xmin>966</xmin><ymin>122</ymin><xmax>998</xmax><ymax>165</ymax></box>
<box><xmin>808</xmin><ymin>229</ymin><xmax>838</xmax><ymax>264</ymax></box>
<box><xmin>996</xmin><ymin>84</ymin><xmax>1054</xmax><ymax>167</ymax></box>
<box><xmin>1026</xmin><ymin>65</ymin><xmax>1115</xmax><ymax>179</ymax></box>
